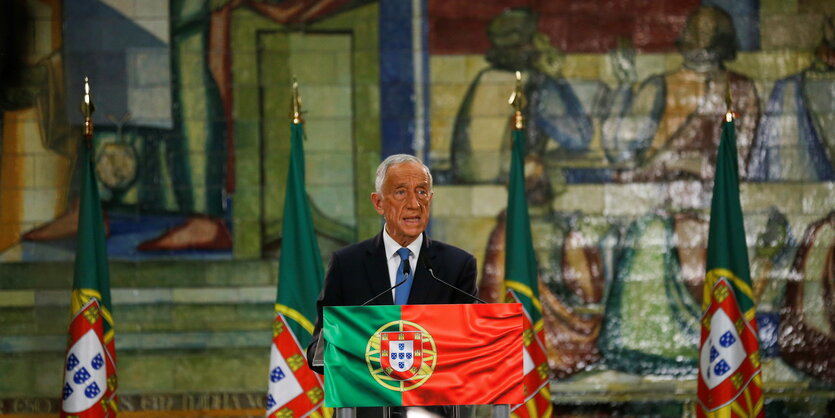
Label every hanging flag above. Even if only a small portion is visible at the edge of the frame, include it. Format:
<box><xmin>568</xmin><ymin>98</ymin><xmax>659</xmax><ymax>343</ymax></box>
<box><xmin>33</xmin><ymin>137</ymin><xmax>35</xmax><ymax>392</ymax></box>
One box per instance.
<box><xmin>505</xmin><ymin>291</ymin><xmax>552</xmax><ymax>418</ymax></box>
<box><xmin>61</xmin><ymin>78</ymin><xmax>118</xmax><ymax>417</ymax></box>
<box><xmin>274</xmin><ymin>84</ymin><xmax>325</xmax><ymax>347</ymax></box>
<box><xmin>322</xmin><ymin>304</ymin><xmax>524</xmax><ymax>407</ymax></box>
<box><xmin>267</xmin><ymin>314</ymin><xmax>327</xmax><ymax>418</ymax></box>
<box><xmin>697</xmin><ymin>116</ymin><xmax>763</xmax><ymax>417</ymax></box>
<box><xmin>505</xmin><ymin>73</ymin><xmax>544</xmax><ymax>335</ymax></box>
<box><xmin>267</xmin><ymin>83</ymin><xmax>327</xmax><ymax>418</ymax></box>
<box><xmin>503</xmin><ymin>73</ymin><xmax>552</xmax><ymax>418</ymax></box>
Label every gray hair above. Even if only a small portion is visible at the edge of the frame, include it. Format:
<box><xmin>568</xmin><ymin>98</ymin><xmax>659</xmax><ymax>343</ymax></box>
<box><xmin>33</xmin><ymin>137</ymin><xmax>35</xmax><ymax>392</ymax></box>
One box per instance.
<box><xmin>374</xmin><ymin>154</ymin><xmax>433</xmax><ymax>194</ymax></box>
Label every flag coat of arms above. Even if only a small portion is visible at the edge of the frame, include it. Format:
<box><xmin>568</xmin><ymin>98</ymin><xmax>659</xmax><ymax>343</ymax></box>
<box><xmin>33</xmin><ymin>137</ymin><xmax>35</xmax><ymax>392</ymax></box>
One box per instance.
<box><xmin>267</xmin><ymin>314</ymin><xmax>327</xmax><ymax>418</ymax></box>
<box><xmin>322</xmin><ymin>304</ymin><xmax>524</xmax><ymax>407</ymax></box>
<box><xmin>61</xmin><ymin>138</ymin><xmax>118</xmax><ymax>417</ymax></box>
<box><xmin>697</xmin><ymin>118</ymin><xmax>763</xmax><ymax>417</ymax></box>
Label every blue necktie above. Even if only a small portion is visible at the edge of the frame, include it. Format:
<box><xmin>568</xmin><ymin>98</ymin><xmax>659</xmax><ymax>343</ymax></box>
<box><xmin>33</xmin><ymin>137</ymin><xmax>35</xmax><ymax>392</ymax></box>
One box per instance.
<box><xmin>394</xmin><ymin>248</ymin><xmax>412</xmax><ymax>305</ymax></box>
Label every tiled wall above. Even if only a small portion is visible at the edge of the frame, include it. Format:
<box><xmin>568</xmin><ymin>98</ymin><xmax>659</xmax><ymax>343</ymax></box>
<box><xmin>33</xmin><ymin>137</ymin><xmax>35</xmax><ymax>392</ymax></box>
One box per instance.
<box><xmin>0</xmin><ymin>0</ymin><xmax>834</xmax><ymax>416</ymax></box>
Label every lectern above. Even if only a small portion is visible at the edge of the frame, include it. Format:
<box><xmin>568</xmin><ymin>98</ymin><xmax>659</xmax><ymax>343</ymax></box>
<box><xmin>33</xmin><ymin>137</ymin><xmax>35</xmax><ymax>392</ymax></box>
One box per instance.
<box><xmin>316</xmin><ymin>303</ymin><xmax>524</xmax><ymax>417</ymax></box>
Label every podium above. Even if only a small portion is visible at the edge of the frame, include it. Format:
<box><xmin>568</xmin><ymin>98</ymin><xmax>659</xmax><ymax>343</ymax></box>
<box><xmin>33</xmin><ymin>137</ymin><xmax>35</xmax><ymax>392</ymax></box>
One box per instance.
<box><xmin>316</xmin><ymin>304</ymin><xmax>524</xmax><ymax>417</ymax></box>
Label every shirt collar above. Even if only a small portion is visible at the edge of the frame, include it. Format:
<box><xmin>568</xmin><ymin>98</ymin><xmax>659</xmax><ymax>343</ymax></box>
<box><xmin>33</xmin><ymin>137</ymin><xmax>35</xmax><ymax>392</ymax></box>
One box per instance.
<box><xmin>382</xmin><ymin>226</ymin><xmax>423</xmax><ymax>259</ymax></box>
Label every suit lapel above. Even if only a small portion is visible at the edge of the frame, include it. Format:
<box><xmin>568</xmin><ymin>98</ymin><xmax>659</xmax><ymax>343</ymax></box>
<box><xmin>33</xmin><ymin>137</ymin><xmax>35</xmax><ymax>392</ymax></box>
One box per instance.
<box><xmin>364</xmin><ymin>232</ymin><xmax>393</xmax><ymax>305</ymax></box>
<box><xmin>407</xmin><ymin>233</ymin><xmax>437</xmax><ymax>304</ymax></box>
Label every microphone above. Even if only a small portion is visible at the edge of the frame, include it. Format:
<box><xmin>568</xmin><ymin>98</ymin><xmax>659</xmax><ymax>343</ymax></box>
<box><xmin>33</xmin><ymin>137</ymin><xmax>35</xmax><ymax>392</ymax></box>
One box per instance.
<box><xmin>422</xmin><ymin>257</ymin><xmax>487</xmax><ymax>304</ymax></box>
<box><xmin>362</xmin><ymin>263</ymin><xmax>411</xmax><ymax>306</ymax></box>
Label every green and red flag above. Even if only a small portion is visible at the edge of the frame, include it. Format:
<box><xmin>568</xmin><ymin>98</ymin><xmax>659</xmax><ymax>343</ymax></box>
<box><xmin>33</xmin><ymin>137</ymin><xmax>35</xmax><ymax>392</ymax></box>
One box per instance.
<box><xmin>274</xmin><ymin>121</ymin><xmax>325</xmax><ymax>346</ymax></box>
<box><xmin>505</xmin><ymin>121</ymin><xmax>544</xmax><ymax>336</ymax></box>
<box><xmin>268</xmin><ymin>108</ymin><xmax>327</xmax><ymax>417</ymax></box>
<box><xmin>503</xmin><ymin>101</ymin><xmax>552</xmax><ymax>418</ymax></box>
<box><xmin>61</xmin><ymin>127</ymin><xmax>118</xmax><ymax>416</ymax></box>
<box><xmin>505</xmin><ymin>291</ymin><xmax>552</xmax><ymax>418</ymax></box>
<box><xmin>323</xmin><ymin>304</ymin><xmax>524</xmax><ymax>407</ymax></box>
<box><xmin>266</xmin><ymin>314</ymin><xmax>327</xmax><ymax>418</ymax></box>
<box><xmin>697</xmin><ymin>117</ymin><xmax>763</xmax><ymax>417</ymax></box>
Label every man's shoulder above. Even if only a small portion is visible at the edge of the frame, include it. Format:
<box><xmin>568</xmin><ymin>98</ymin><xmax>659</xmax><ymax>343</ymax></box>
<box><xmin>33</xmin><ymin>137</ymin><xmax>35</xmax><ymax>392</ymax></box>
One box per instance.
<box><xmin>333</xmin><ymin>234</ymin><xmax>378</xmax><ymax>259</ymax></box>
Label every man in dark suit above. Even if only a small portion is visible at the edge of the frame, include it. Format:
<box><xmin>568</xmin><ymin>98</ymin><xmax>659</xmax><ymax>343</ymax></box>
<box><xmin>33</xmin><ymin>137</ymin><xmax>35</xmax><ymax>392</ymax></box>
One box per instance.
<box><xmin>306</xmin><ymin>154</ymin><xmax>478</xmax><ymax>416</ymax></box>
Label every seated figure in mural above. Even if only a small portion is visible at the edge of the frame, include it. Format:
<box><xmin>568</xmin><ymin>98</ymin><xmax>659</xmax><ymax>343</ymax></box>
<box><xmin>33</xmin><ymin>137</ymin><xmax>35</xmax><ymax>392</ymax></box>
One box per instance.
<box><xmin>479</xmin><ymin>155</ymin><xmax>611</xmax><ymax>379</ymax></box>
<box><xmin>748</xmin><ymin>16</ymin><xmax>835</xmax><ymax>181</ymax></box>
<box><xmin>602</xmin><ymin>5</ymin><xmax>759</xmax><ymax>183</ymax></box>
<box><xmin>0</xmin><ymin>1</ymin><xmax>83</xmax><ymax>256</ymax></box>
<box><xmin>448</xmin><ymin>7</ymin><xmax>608</xmax><ymax>187</ymax></box>
<box><xmin>778</xmin><ymin>211</ymin><xmax>835</xmax><ymax>384</ymax></box>
<box><xmin>598</xmin><ymin>5</ymin><xmax>761</xmax><ymax>376</ymax></box>
<box><xmin>750</xmin><ymin>208</ymin><xmax>796</xmax><ymax>360</ymax></box>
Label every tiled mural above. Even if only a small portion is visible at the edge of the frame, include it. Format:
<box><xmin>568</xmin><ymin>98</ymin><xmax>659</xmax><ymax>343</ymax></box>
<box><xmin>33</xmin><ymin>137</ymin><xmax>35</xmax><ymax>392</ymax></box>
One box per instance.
<box><xmin>0</xmin><ymin>0</ymin><xmax>833</xmax><ymax>415</ymax></box>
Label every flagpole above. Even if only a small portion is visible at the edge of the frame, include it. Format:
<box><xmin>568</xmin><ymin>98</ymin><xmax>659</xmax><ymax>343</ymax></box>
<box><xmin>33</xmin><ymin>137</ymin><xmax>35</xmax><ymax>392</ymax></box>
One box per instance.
<box><xmin>292</xmin><ymin>77</ymin><xmax>304</xmax><ymax>125</ymax></box>
<box><xmin>82</xmin><ymin>76</ymin><xmax>95</xmax><ymax>141</ymax></box>
<box><xmin>509</xmin><ymin>71</ymin><xmax>525</xmax><ymax>130</ymax></box>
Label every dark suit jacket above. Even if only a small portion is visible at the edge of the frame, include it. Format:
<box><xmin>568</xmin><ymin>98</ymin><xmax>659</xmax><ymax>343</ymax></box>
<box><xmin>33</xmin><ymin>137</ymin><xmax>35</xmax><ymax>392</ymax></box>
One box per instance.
<box><xmin>306</xmin><ymin>231</ymin><xmax>478</xmax><ymax>373</ymax></box>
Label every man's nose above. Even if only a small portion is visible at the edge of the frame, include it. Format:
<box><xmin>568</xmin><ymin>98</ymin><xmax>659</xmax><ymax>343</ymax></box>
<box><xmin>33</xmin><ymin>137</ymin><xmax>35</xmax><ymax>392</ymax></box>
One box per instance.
<box><xmin>405</xmin><ymin>191</ymin><xmax>420</xmax><ymax>208</ymax></box>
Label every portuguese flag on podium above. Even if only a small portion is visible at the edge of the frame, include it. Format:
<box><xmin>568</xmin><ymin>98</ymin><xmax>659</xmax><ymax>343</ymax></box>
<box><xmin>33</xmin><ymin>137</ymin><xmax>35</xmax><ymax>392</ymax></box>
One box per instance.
<box><xmin>322</xmin><ymin>304</ymin><xmax>524</xmax><ymax>407</ymax></box>
<box><xmin>697</xmin><ymin>116</ymin><xmax>763</xmax><ymax>417</ymax></box>
<box><xmin>60</xmin><ymin>125</ymin><xmax>118</xmax><ymax>416</ymax></box>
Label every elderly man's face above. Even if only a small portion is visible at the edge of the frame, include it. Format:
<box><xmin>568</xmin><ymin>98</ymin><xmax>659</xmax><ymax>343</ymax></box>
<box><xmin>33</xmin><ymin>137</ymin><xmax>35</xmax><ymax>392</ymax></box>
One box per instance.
<box><xmin>371</xmin><ymin>162</ymin><xmax>433</xmax><ymax>246</ymax></box>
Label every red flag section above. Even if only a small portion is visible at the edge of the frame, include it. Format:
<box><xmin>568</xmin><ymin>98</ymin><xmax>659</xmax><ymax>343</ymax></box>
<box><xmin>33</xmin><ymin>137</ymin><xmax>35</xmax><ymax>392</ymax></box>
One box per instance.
<box><xmin>398</xmin><ymin>304</ymin><xmax>525</xmax><ymax>406</ymax></box>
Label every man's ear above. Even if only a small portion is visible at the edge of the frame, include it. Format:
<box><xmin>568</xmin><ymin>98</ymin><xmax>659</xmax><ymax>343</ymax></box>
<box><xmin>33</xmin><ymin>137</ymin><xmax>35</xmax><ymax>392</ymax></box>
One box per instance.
<box><xmin>371</xmin><ymin>192</ymin><xmax>385</xmax><ymax>215</ymax></box>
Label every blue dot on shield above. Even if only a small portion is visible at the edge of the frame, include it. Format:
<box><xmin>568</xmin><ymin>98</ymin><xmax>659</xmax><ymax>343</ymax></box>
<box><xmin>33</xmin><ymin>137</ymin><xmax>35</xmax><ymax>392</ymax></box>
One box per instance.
<box><xmin>73</xmin><ymin>367</ymin><xmax>91</xmax><ymax>384</ymax></box>
<box><xmin>66</xmin><ymin>353</ymin><xmax>80</xmax><ymax>371</ymax></box>
<box><xmin>266</xmin><ymin>394</ymin><xmax>276</xmax><ymax>409</ymax></box>
<box><xmin>270</xmin><ymin>366</ymin><xmax>286</xmax><ymax>383</ymax></box>
<box><xmin>84</xmin><ymin>382</ymin><xmax>101</xmax><ymax>399</ymax></box>
<box><xmin>92</xmin><ymin>353</ymin><xmax>104</xmax><ymax>370</ymax></box>
<box><xmin>63</xmin><ymin>383</ymin><xmax>73</xmax><ymax>400</ymax></box>
<box><xmin>714</xmin><ymin>359</ymin><xmax>730</xmax><ymax>376</ymax></box>
<box><xmin>719</xmin><ymin>331</ymin><xmax>736</xmax><ymax>347</ymax></box>
<box><xmin>710</xmin><ymin>346</ymin><xmax>719</xmax><ymax>362</ymax></box>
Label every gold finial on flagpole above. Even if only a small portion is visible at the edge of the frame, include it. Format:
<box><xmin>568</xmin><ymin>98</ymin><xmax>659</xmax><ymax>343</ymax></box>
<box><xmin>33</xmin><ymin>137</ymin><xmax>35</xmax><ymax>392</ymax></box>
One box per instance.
<box><xmin>291</xmin><ymin>77</ymin><xmax>304</xmax><ymax>125</ymax></box>
<box><xmin>508</xmin><ymin>71</ymin><xmax>525</xmax><ymax>130</ymax></box>
<box><xmin>81</xmin><ymin>77</ymin><xmax>95</xmax><ymax>139</ymax></box>
<box><xmin>724</xmin><ymin>76</ymin><xmax>734</xmax><ymax>122</ymax></box>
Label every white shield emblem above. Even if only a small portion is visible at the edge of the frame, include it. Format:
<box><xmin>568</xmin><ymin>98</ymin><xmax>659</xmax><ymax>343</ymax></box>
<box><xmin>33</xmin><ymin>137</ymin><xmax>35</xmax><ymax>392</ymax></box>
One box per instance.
<box><xmin>700</xmin><ymin>308</ymin><xmax>745</xmax><ymax>389</ymax></box>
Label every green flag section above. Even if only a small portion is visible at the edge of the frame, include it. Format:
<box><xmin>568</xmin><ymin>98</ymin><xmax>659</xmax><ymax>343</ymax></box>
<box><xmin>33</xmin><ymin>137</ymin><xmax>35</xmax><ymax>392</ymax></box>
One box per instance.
<box><xmin>61</xmin><ymin>141</ymin><xmax>118</xmax><ymax>417</ymax></box>
<box><xmin>505</xmin><ymin>128</ymin><xmax>543</xmax><ymax>331</ymax></box>
<box><xmin>276</xmin><ymin>122</ymin><xmax>325</xmax><ymax>347</ymax></box>
<box><xmin>697</xmin><ymin>119</ymin><xmax>763</xmax><ymax>418</ymax></box>
<box><xmin>323</xmin><ymin>304</ymin><xmax>524</xmax><ymax>407</ymax></box>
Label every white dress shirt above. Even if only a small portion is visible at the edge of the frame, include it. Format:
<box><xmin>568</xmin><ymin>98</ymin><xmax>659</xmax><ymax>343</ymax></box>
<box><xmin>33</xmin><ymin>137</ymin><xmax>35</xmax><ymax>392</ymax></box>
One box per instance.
<box><xmin>381</xmin><ymin>227</ymin><xmax>423</xmax><ymax>301</ymax></box>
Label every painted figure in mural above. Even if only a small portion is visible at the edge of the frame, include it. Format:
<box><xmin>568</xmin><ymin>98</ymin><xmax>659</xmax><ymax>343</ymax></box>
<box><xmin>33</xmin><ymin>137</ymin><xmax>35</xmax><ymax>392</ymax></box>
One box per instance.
<box><xmin>602</xmin><ymin>5</ymin><xmax>759</xmax><ymax>183</ymax></box>
<box><xmin>598</xmin><ymin>5</ymin><xmax>761</xmax><ymax>376</ymax></box>
<box><xmin>779</xmin><ymin>211</ymin><xmax>835</xmax><ymax>384</ymax></box>
<box><xmin>448</xmin><ymin>7</ymin><xmax>608</xmax><ymax>187</ymax></box>
<box><xmin>750</xmin><ymin>208</ymin><xmax>795</xmax><ymax>359</ymax></box>
<box><xmin>748</xmin><ymin>16</ymin><xmax>835</xmax><ymax>181</ymax></box>
<box><xmin>465</xmin><ymin>8</ymin><xmax>611</xmax><ymax>378</ymax></box>
<box><xmin>479</xmin><ymin>155</ymin><xmax>609</xmax><ymax>378</ymax></box>
<box><xmin>307</xmin><ymin>154</ymin><xmax>477</xmax><ymax>417</ymax></box>
<box><xmin>0</xmin><ymin>0</ymin><xmax>81</xmax><ymax>257</ymax></box>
